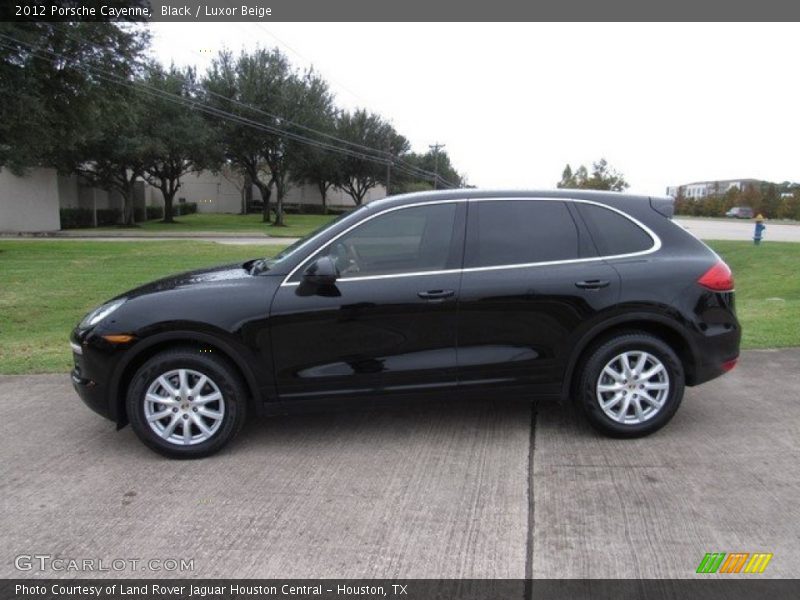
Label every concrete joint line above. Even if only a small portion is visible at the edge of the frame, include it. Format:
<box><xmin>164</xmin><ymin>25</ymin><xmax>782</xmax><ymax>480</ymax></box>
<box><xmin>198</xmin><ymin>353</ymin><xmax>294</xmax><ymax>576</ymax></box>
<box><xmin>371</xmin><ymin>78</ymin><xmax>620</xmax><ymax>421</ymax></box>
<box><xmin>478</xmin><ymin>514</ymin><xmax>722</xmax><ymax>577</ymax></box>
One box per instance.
<box><xmin>524</xmin><ymin>401</ymin><xmax>538</xmax><ymax>597</ymax></box>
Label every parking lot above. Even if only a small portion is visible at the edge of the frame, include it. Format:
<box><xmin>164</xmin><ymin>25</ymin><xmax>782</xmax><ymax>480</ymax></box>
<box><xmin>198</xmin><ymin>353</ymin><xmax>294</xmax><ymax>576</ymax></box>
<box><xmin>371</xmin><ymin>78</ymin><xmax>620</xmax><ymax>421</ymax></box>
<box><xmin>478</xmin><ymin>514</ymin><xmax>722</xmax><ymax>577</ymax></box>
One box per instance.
<box><xmin>1</xmin><ymin>349</ymin><xmax>798</xmax><ymax>579</ymax></box>
<box><xmin>674</xmin><ymin>218</ymin><xmax>800</xmax><ymax>242</ymax></box>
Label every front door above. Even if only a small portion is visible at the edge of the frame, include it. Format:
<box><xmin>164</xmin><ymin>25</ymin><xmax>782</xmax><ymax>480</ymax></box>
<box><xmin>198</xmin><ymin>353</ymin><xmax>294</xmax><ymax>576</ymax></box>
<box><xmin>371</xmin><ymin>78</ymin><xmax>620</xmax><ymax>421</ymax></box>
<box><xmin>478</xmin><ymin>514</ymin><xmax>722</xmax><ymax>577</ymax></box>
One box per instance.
<box><xmin>269</xmin><ymin>201</ymin><xmax>466</xmax><ymax>403</ymax></box>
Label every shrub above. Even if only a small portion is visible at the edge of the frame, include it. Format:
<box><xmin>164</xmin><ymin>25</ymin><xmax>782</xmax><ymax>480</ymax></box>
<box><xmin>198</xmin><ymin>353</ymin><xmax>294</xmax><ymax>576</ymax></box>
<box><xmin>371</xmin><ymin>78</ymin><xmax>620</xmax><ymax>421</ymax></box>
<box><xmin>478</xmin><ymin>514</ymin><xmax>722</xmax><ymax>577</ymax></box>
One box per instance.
<box><xmin>60</xmin><ymin>207</ymin><xmax>122</xmax><ymax>229</ymax></box>
<box><xmin>283</xmin><ymin>203</ymin><xmax>349</xmax><ymax>215</ymax></box>
<box><xmin>173</xmin><ymin>202</ymin><xmax>197</xmax><ymax>216</ymax></box>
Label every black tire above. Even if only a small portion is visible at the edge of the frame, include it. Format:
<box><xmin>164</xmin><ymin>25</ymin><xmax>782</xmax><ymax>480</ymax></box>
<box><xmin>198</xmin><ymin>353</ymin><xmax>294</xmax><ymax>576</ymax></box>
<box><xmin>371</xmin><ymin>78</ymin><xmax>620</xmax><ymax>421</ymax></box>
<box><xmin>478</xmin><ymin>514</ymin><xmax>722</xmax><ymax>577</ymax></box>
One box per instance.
<box><xmin>126</xmin><ymin>347</ymin><xmax>247</xmax><ymax>458</ymax></box>
<box><xmin>576</xmin><ymin>331</ymin><xmax>685</xmax><ymax>438</ymax></box>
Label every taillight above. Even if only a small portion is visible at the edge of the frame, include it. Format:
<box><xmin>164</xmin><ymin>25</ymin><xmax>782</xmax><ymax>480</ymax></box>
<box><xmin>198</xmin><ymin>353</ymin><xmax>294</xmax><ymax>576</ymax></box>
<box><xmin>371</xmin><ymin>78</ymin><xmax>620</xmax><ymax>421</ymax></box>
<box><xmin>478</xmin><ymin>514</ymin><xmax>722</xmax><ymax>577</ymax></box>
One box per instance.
<box><xmin>698</xmin><ymin>261</ymin><xmax>734</xmax><ymax>291</ymax></box>
<box><xmin>721</xmin><ymin>357</ymin><xmax>739</xmax><ymax>372</ymax></box>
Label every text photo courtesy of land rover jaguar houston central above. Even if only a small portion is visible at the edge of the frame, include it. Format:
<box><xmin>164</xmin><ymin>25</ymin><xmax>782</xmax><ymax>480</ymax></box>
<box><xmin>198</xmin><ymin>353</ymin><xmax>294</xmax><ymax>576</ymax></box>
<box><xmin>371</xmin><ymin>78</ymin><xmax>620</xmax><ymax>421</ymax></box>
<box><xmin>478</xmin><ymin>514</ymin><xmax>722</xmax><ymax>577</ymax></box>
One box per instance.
<box><xmin>71</xmin><ymin>189</ymin><xmax>740</xmax><ymax>458</ymax></box>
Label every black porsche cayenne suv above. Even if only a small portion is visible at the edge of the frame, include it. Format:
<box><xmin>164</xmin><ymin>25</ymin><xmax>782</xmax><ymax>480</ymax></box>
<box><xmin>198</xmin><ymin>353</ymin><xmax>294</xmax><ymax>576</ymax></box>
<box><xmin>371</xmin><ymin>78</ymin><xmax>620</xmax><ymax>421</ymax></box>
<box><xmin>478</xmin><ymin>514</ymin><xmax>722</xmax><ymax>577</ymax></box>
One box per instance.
<box><xmin>71</xmin><ymin>189</ymin><xmax>740</xmax><ymax>458</ymax></box>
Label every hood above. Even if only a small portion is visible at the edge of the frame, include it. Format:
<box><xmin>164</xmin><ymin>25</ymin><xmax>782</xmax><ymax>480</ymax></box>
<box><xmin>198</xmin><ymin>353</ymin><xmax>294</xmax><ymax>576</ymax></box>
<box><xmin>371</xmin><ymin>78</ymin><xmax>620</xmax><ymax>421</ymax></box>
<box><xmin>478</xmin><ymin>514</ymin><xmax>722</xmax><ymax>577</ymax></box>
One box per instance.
<box><xmin>121</xmin><ymin>262</ymin><xmax>256</xmax><ymax>300</ymax></box>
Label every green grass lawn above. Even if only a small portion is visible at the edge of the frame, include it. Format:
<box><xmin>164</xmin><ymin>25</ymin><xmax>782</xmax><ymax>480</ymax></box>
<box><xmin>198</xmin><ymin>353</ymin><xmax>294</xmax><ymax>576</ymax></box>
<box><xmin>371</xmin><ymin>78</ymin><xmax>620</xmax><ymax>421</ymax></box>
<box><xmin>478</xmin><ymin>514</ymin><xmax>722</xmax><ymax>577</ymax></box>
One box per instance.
<box><xmin>78</xmin><ymin>213</ymin><xmax>338</xmax><ymax>237</ymax></box>
<box><xmin>0</xmin><ymin>241</ymin><xmax>286</xmax><ymax>374</ymax></box>
<box><xmin>0</xmin><ymin>240</ymin><xmax>797</xmax><ymax>374</ymax></box>
<box><xmin>708</xmin><ymin>241</ymin><xmax>800</xmax><ymax>349</ymax></box>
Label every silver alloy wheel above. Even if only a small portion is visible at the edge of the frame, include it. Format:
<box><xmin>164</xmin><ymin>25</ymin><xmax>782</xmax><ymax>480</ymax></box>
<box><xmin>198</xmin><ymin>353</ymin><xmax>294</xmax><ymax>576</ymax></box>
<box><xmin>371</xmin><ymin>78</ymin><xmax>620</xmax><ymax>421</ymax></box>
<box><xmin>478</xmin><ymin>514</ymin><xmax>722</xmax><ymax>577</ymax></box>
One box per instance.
<box><xmin>596</xmin><ymin>351</ymin><xmax>670</xmax><ymax>425</ymax></box>
<box><xmin>143</xmin><ymin>368</ymin><xmax>225</xmax><ymax>446</ymax></box>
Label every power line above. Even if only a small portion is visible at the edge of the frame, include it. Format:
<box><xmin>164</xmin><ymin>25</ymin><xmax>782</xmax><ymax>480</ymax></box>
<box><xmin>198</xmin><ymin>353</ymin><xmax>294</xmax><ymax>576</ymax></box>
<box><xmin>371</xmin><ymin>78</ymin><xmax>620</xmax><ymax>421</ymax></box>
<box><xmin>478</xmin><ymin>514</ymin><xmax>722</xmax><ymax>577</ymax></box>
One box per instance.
<box><xmin>429</xmin><ymin>143</ymin><xmax>446</xmax><ymax>190</ymax></box>
<box><xmin>48</xmin><ymin>23</ymin><xmax>460</xmax><ymax>187</ymax></box>
<box><xmin>247</xmin><ymin>22</ymin><xmax>368</xmax><ymax>107</ymax></box>
<box><xmin>0</xmin><ymin>37</ymin><xmax>382</xmax><ymax>166</ymax></box>
<box><xmin>0</xmin><ymin>31</ymin><xmax>459</xmax><ymax>188</ymax></box>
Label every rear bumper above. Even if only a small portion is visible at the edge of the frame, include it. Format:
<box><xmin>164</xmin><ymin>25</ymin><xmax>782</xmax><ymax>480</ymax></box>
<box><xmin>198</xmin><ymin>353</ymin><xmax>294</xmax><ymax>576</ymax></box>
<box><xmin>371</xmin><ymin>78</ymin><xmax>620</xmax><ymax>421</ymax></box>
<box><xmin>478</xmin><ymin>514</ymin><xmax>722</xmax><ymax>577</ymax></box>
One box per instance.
<box><xmin>687</xmin><ymin>321</ymin><xmax>741</xmax><ymax>386</ymax></box>
<box><xmin>691</xmin><ymin>351</ymin><xmax>740</xmax><ymax>386</ymax></box>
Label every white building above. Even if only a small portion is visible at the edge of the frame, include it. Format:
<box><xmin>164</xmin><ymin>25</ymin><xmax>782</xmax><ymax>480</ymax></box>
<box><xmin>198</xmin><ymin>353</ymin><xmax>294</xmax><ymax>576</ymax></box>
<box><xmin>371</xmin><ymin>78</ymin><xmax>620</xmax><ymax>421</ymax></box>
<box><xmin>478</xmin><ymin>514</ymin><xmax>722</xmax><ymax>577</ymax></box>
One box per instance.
<box><xmin>0</xmin><ymin>167</ymin><xmax>385</xmax><ymax>232</ymax></box>
<box><xmin>0</xmin><ymin>167</ymin><xmax>62</xmax><ymax>232</ymax></box>
<box><xmin>666</xmin><ymin>179</ymin><xmax>760</xmax><ymax>199</ymax></box>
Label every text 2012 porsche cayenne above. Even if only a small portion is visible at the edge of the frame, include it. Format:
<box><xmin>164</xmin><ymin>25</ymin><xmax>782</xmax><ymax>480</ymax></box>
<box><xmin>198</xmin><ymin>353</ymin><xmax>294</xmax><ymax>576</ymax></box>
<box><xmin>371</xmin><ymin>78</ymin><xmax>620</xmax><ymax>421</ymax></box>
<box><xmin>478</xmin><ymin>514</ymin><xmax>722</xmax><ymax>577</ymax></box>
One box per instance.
<box><xmin>71</xmin><ymin>190</ymin><xmax>740</xmax><ymax>458</ymax></box>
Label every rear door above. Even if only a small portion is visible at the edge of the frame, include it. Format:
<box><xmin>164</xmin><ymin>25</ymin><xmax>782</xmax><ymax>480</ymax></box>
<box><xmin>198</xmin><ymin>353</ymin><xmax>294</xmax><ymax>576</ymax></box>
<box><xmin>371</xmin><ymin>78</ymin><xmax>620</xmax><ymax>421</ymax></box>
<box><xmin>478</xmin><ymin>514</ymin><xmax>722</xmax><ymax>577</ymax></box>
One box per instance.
<box><xmin>456</xmin><ymin>198</ymin><xmax>620</xmax><ymax>394</ymax></box>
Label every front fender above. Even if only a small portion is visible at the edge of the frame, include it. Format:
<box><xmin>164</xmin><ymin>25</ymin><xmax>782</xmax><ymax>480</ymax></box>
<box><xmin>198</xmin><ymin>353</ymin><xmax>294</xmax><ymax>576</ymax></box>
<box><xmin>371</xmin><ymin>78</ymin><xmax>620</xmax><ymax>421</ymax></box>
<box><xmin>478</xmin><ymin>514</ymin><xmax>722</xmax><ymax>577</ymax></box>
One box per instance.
<box><xmin>106</xmin><ymin>327</ymin><xmax>276</xmax><ymax>427</ymax></box>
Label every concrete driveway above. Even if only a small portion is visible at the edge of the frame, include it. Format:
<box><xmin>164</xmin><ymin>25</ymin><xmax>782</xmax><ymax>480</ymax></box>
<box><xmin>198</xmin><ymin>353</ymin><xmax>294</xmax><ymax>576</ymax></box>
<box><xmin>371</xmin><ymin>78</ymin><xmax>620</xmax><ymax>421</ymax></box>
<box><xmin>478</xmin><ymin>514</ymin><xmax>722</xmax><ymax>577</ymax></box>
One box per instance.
<box><xmin>1</xmin><ymin>349</ymin><xmax>798</xmax><ymax>579</ymax></box>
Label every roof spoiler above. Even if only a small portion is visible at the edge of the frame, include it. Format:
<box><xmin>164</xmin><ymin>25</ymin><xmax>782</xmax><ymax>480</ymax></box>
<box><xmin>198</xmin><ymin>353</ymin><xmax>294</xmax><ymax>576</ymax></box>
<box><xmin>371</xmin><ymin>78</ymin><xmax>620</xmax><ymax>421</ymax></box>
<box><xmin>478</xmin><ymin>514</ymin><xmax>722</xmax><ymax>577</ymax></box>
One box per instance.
<box><xmin>649</xmin><ymin>196</ymin><xmax>675</xmax><ymax>218</ymax></box>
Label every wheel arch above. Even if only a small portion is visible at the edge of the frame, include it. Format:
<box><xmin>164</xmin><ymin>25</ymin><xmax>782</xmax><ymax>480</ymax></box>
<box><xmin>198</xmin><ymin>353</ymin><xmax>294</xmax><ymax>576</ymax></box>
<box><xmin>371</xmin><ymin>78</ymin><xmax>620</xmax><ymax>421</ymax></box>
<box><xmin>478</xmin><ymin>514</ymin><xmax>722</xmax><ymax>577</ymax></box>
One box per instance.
<box><xmin>561</xmin><ymin>313</ymin><xmax>698</xmax><ymax>401</ymax></box>
<box><xmin>109</xmin><ymin>331</ymin><xmax>266</xmax><ymax>428</ymax></box>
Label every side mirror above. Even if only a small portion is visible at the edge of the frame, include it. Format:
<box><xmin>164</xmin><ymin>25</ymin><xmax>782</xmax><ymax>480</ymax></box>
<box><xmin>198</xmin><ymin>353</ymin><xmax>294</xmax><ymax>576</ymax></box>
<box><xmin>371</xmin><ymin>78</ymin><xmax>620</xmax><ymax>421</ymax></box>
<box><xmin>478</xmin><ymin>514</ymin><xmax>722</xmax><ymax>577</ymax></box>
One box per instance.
<box><xmin>302</xmin><ymin>256</ymin><xmax>339</xmax><ymax>285</ymax></box>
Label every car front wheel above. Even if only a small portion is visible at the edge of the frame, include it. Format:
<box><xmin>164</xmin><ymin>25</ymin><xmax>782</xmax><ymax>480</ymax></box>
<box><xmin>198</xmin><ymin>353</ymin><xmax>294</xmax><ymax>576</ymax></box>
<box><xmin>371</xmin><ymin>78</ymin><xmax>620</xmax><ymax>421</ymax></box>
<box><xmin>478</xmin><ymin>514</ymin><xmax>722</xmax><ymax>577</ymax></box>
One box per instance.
<box><xmin>126</xmin><ymin>348</ymin><xmax>247</xmax><ymax>458</ymax></box>
<box><xmin>577</xmin><ymin>332</ymin><xmax>685</xmax><ymax>437</ymax></box>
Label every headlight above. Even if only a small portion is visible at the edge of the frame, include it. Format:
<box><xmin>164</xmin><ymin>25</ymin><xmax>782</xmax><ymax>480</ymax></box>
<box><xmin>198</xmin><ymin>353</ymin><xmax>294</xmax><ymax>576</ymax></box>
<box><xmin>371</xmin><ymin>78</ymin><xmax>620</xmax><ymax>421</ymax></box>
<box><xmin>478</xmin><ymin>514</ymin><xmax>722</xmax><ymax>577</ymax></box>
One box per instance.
<box><xmin>79</xmin><ymin>299</ymin><xmax>126</xmax><ymax>329</ymax></box>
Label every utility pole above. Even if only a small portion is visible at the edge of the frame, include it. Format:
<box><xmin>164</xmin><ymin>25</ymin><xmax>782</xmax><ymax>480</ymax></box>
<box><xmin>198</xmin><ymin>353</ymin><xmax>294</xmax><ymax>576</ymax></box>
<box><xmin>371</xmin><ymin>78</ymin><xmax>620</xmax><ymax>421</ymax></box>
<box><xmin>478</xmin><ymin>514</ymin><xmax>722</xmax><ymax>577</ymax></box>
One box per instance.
<box><xmin>385</xmin><ymin>161</ymin><xmax>392</xmax><ymax>197</ymax></box>
<box><xmin>429</xmin><ymin>142</ymin><xmax>445</xmax><ymax>190</ymax></box>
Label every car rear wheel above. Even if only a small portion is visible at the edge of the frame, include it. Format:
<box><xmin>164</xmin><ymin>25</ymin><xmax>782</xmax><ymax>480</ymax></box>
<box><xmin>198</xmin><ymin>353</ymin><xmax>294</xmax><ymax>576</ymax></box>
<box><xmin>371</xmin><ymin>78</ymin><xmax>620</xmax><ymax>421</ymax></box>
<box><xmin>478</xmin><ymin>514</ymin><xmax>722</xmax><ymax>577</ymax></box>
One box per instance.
<box><xmin>577</xmin><ymin>332</ymin><xmax>685</xmax><ymax>437</ymax></box>
<box><xmin>126</xmin><ymin>348</ymin><xmax>247</xmax><ymax>458</ymax></box>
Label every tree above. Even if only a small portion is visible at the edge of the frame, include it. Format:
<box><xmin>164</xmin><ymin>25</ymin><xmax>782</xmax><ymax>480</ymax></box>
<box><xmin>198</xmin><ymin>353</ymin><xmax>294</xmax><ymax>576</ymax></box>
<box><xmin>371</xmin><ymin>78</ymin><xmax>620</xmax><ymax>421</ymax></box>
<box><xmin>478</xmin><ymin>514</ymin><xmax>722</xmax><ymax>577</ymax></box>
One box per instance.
<box><xmin>777</xmin><ymin>191</ymin><xmax>800</xmax><ymax>220</ymax></box>
<box><xmin>203</xmin><ymin>49</ymin><xmax>284</xmax><ymax>223</ymax></box>
<box><xmin>289</xmin><ymin>111</ymin><xmax>342</xmax><ymax>214</ymax></box>
<box><xmin>559</xmin><ymin>164</ymin><xmax>575</xmax><ymax>188</ymax></box>
<box><xmin>140</xmin><ymin>63</ymin><xmax>219</xmax><ymax>223</ymax></box>
<box><xmin>396</xmin><ymin>149</ymin><xmax>463</xmax><ymax>193</ymax></box>
<box><xmin>219</xmin><ymin>162</ymin><xmax>250</xmax><ymax>215</ymax></box>
<box><xmin>70</xmin><ymin>78</ymin><xmax>150</xmax><ymax>226</ymax></box>
<box><xmin>557</xmin><ymin>158</ymin><xmax>629</xmax><ymax>191</ymax></box>
<box><xmin>741</xmin><ymin>183</ymin><xmax>763</xmax><ymax>215</ymax></box>
<box><xmin>0</xmin><ymin>22</ymin><xmax>149</xmax><ymax>174</ymax></box>
<box><xmin>336</xmin><ymin>109</ymin><xmax>409</xmax><ymax>206</ymax></box>
<box><xmin>269</xmin><ymin>67</ymin><xmax>336</xmax><ymax>226</ymax></box>
<box><xmin>761</xmin><ymin>183</ymin><xmax>781</xmax><ymax>219</ymax></box>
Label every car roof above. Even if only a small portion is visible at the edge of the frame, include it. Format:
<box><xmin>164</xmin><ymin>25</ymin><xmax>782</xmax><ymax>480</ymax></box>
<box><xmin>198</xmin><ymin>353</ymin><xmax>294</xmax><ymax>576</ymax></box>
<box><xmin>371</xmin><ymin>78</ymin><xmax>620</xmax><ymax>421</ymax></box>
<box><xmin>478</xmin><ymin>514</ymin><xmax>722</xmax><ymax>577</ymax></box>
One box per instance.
<box><xmin>366</xmin><ymin>188</ymin><xmax>666</xmax><ymax>211</ymax></box>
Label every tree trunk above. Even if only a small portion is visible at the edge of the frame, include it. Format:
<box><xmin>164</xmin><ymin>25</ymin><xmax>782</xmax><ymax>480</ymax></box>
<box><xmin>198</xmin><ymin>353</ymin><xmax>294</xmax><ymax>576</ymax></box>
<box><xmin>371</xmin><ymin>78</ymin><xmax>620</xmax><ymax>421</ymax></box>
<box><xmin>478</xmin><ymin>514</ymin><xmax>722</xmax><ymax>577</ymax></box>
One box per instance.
<box><xmin>345</xmin><ymin>179</ymin><xmax>369</xmax><ymax>207</ymax></box>
<box><xmin>242</xmin><ymin>172</ymin><xmax>252</xmax><ymax>215</ymax></box>
<box><xmin>274</xmin><ymin>178</ymin><xmax>286</xmax><ymax>227</ymax></box>
<box><xmin>256</xmin><ymin>181</ymin><xmax>272</xmax><ymax>223</ymax></box>
<box><xmin>120</xmin><ymin>176</ymin><xmax>135</xmax><ymax>226</ymax></box>
<box><xmin>161</xmin><ymin>178</ymin><xmax>177</xmax><ymax>223</ymax></box>
<box><xmin>317</xmin><ymin>180</ymin><xmax>328</xmax><ymax>215</ymax></box>
<box><xmin>162</xmin><ymin>192</ymin><xmax>176</xmax><ymax>223</ymax></box>
<box><xmin>351</xmin><ymin>185</ymin><xmax>366</xmax><ymax>206</ymax></box>
<box><xmin>121</xmin><ymin>190</ymin><xmax>135</xmax><ymax>226</ymax></box>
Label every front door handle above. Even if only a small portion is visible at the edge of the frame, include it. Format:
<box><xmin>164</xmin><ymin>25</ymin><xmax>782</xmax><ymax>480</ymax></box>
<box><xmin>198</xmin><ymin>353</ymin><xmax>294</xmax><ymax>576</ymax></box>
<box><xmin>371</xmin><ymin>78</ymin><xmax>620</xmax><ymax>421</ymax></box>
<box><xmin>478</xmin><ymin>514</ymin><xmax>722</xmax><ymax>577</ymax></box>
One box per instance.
<box><xmin>418</xmin><ymin>289</ymin><xmax>455</xmax><ymax>300</ymax></box>
<box><xmin>575</xmin><ymin>280</ymin><xmax>610</xmax><ymax>290</ymax></box>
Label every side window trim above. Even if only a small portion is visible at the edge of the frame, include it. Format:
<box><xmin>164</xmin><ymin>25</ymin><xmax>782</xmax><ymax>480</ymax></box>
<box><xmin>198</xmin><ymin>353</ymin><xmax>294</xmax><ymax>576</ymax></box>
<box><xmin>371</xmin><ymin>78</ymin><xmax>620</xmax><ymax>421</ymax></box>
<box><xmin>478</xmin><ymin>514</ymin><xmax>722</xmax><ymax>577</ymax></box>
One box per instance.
<box><xmin>564</xmin><ymin>201</ymin><xmax>598</xmax><ymax>259</ymax></box>
<box><xmin>280</xmin><ymin>197</ymin><xmax>661</xmax><ymax>287</ymax></box>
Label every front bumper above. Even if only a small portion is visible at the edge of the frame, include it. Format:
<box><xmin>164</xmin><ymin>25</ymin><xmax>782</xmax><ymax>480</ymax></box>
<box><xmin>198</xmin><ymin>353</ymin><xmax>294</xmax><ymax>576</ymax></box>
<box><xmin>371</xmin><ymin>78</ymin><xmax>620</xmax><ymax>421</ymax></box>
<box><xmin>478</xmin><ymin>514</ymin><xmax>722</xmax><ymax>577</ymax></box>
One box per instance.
<box><xmin>70</xmin><ymin>330</ymin><xmax>120</xmax><ymax>422</ymax></box>
<box><xmin>71</xmin><ymin>367</ymin><xmax>113</xmax><ymax>420</ymax></box>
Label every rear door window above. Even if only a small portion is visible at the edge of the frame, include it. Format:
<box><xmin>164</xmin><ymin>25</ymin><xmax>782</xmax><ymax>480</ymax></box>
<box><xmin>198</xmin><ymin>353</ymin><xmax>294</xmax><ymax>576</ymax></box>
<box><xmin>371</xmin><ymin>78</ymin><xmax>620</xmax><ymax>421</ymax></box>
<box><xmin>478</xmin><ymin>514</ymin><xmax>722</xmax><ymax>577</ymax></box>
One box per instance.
<box><xmin>465</xmin><ymin>200</ymin><xmax>580</xmax><ymax>268</ymax></box>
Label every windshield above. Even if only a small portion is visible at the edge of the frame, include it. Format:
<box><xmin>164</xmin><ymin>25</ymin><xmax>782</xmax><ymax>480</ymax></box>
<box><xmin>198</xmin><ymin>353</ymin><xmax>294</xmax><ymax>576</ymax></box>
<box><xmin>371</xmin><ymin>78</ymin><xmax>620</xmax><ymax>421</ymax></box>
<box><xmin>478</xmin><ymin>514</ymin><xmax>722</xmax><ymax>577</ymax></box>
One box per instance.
<box><xmin>252</xmin><ymin>206</ymin><xmax>367</xmax><ymax>274</ymax></box>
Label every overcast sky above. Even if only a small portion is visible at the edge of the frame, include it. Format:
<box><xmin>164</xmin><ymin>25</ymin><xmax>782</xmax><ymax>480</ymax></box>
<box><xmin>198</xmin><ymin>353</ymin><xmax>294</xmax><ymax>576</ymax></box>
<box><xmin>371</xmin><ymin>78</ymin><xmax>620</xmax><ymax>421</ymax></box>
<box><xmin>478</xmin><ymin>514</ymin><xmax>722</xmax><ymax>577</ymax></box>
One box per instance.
<box><xmin>149</xmin><ymin>22</ymin><xmax>799</xmax><ymax>195</ymax></box>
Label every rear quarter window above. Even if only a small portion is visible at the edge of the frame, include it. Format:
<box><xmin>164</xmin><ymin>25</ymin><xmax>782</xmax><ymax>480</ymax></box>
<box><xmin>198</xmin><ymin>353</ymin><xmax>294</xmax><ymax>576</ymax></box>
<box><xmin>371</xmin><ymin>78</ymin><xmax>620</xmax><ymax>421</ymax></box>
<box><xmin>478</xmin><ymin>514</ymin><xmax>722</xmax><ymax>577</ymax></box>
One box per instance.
<box><xmin>576</xmin><ymin>203</ymin><xmax>655</xmax><ymax>256</ymax></box>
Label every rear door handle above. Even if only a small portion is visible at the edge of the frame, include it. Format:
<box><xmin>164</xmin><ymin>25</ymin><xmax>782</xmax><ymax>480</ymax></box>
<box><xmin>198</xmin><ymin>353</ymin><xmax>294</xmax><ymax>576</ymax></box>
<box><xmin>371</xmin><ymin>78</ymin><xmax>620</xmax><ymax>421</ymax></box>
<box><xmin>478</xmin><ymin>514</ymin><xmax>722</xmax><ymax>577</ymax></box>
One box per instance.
<box><xmin>418</xmin><ymin>289</ymin><xmax>455</xmax><ymax>300</ymax></box>
<box><xmin>575</xmin><ymin>280</ymin><xmax>610</xmax><ymax>290</ymax></box>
